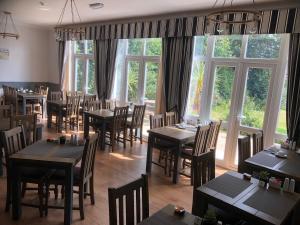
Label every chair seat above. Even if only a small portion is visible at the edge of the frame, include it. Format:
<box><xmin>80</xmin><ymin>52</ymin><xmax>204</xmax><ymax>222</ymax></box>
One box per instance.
<box><xmin>21</xmin><ymin>167</ymin><xmax>53</xmax><ymax>180</ymax></box>
<box><xmin>49</xmin><ymin>166</ymin><xmax>81</xmax><ymax>184</ymax></box>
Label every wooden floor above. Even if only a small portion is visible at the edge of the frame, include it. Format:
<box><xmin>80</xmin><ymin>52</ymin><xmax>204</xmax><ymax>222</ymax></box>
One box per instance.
<box><xmin>0</xmin><ymin>120</ymin><xmax>227</xmax><ymax>225</ymax></box>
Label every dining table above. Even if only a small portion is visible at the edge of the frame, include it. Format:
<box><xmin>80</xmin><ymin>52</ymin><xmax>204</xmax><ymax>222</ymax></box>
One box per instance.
<box><xmin>47</xmin><ymin>100</ymin><xmax>67</xmax><ymax>133</ymax></box>
<box><xmin>192</xmin><ymin>171</ymin><xmax>300</xmax><ymax>225</ymax></box>
<box><xmin>18</xmin><ymin>92</ymin><xmax>47</xmax><ymax>117</ymax></box>
<box><xmin>83</xmin><ymin>109</ymin><xmax>133</xmax><ymax>150</ymax></box>
<box><xmin>9</xmin><ymin>140</ymin><xmax>84</xmax><ymax>225</ymax></box>
<box><xmin>139</xmin><ymin>204</ymin><xmax>201</xmax><ymax>225</ymax></box>
<box><xmin>146</xmin><ymin>126</ymin><xmax>196</xmax><ymax>184</ymax></box>
<box><xmin>245</xmin><ymin>145</ymin><xmax>300</xmax><ymax>190</ymax></box>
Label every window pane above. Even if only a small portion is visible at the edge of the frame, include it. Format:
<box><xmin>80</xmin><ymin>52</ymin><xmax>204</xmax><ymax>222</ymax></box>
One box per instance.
<box><xmin>127</xmin><ymin>61</ymin><xmax>140</xmax><ymax>103</ymax></box>
<box><xmin>213</xmin><ymin>35</ymin><xmax>242</xmax><ymax>58</ymax></box>
<box><xmin>194</xmin><ymin>36</ymin><xmax>208</xmax><ymax>57</ymax></box>
<box><xmin>75</xmin><ymin>41</ymin><xmax>85</xmax><ymax>54</ymax></box>
<box><xmin>211</xmin><ymin>66</ymin><xmax>235</xmax><ymax>121</ymax></box>
<box><xmin>187</xmin><ymin>61</ymin><xmax>205</xmax><ymax>116</ymax></box>
<box><xmin>87</xmin><ymin>59</ymin><xmax>95</xmax><ymax>94</ymax></box>
<box><xmin>87</xmin><ymin>41</ymin><xmax>94</xmax><ymax>54</ymax></box>
<box><xmin>241</xmin><ymin>68</ymin><xmax>271</xmax><ymax>128</ymax></box>
<box><xmin>246</xmin><ymin>34</ymin><xmax>281</xmax><ymax>59</ymax></box>
<box><xmin>276</xmin><ymin>75</ymin><xmax>287</xmax><ymax>134</ymax></box>
<box><xmin>145</xmin><ymin>38</ymin><xmax>162</xmax><ymax>56</ymax></box>
<box><xmin>75</xmin><ymin>58</ymin><xmax>84</xmax><ymax>91</ymax></box>
<box><xmin>128</xmin><ymin>39</ymin><xmax>144</xmax><ymax>55</ymax></box>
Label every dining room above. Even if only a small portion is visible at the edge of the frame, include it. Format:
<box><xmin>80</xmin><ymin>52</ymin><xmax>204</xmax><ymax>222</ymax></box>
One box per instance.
<box><xmin>1</xmin><ymin>0</ymin><xmax>300</xmax><ymax>225</ymax></box>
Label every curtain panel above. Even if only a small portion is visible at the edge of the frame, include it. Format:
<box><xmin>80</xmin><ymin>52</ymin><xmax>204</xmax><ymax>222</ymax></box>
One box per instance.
<box><xmin>56</xmin><ymin>8</ymin><xmax>300</xmax><ymax>41</ymax></box>
<box><xmin>287</xmin><ymin>33</ymin><xmax>300</xmax><ymax>145</ymax></box>
<box><xmin>58</xmin><ymin>41</ymin><xmax>66</xmax><ymax>90</ymax></box>
<box><xmin>162</xmin><ymin>36</ymin><xmax>194</xmax><ymax>120</ymax></box>
<box><xmin>95</xmin><ymin>39</ymin><xmax>118</xmax><ymax>100</ymax></box>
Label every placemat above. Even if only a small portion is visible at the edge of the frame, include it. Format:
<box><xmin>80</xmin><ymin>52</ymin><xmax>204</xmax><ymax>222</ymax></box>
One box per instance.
<box><xmin>244</xmin><ymin>189</ymin><xmax>295</xmax><ymax>220</ymax></box>
<box><xmin>279</xmin><ymin>160</ymin><xmax>300</xmax><ymax>176</ymax></box>
<box><xmin>248</xmin><ymin>152</ymin><xmax>283</xmax><ymax>168</ymax></box>
<box><xmin>204</xmin><ymin>173</ymin><xmax>252</xmax><ymax>198</ymax></box>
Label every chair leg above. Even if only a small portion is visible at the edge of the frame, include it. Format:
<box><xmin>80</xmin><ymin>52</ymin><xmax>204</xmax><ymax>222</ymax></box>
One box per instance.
<box><xmin>45</xmin><ymin>184</ymin><xmax>50</xmax><ymax>216</ymax></box>
<box><xmin>84</xmin><ymin>183</ymin><xmax>87</xmax><ymax>199</ymax></box>
<box><xmin>89</xmin><ymin>177</ymin><xmax>95</xmax><ymax>205</ymax></box>
<box><xmin>61</xmin><ymin>185</ymin><xmax>65</xmax><ymax>199</ymax></box>
<box><xmin>54</xmin><ymin>185</ymin><xmax>58</xmax><ymax>200</ymax></box>
<box><xmin>79</xmin><ymin>184</ymin><xmax>85</xmax><ymax>220</ymax></box>
<box><xmin>140</xmin><ymin>127</ymin><xmax>143</xmax><ymax>144</ymax></box>
<box><xmin>38</xmin><ymin>183</ymin><xmax>44</xmax><ymax>217</ymax></box>
<box><xmin>135</xmin><ymin>129</ymin><xmax>138</xmax><ymax>141</ymax></box>
<box><xmin>123</xmin><ymin>129</ymin><xmax>127</xmax><ymax>149</ymax></box>
<box><xmin>21</xmin><ymin>182</ymin><xmax>27</xmax><ymax>197</ymax></box>
<box><xmin>130</xmin><ymin>128</ymin><xmax>133</xmax><ymax>147</ymax></box>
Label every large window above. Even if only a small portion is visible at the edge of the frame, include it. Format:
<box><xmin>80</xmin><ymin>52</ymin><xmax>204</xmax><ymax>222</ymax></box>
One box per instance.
<box><xmin>187</xmin><ymin>34</ymin><xmax>289</xmax><ymax>167</ymax></box>
<box><xmin>72</xmin><ymin>40</ymin><xmax>95</xmax><ymax>94</ymax></box>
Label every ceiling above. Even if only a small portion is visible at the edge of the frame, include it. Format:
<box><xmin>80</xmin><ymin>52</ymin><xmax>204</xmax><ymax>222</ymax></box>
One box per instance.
<box><xmin>0</xmin><ymin>0</ymin><xmax>299</xmax><ymax>27</ymax></box>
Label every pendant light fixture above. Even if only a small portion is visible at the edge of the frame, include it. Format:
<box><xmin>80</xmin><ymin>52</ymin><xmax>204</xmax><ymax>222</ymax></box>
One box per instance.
<box><xmin>206</xmin><ymin>0</ymin><xmax>262</xmax><ymax>34</ymax></box>
<box><xmin>54</xmin><ymin>0</ymin><xmax>85</xmax><ymax>41</ymax></box>
<box><xmin>0</xmin><ymin>11</ymin><xmax>19</xmax><ymax>39</ymax></box>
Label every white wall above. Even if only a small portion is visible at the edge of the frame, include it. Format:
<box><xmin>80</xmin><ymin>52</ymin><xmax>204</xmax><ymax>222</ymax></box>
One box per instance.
<box><xmin>48</xmin><ymin>30</ymin><xmax>60</xmax><ymax>84</ymax></box>
<box><xmin>0</xmin><ymin>23</ymin><xmax>52</xmax><ymax>83</ymax></box>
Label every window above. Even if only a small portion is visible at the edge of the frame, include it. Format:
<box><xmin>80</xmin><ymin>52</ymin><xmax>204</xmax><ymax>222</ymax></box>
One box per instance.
<box><xmin>72</xmin><ymin>40</ymin><xmax>95</xmax><ymax>94</ymax></box>
<box><xmin>213</xmin><ymin>35</ymin><xmax>242</xmax><ymax>58</ymax></box>
<box><xmin>276</xmin><ymin>75</ymin><xmax>287</xmax><ymax>135</ymax></box>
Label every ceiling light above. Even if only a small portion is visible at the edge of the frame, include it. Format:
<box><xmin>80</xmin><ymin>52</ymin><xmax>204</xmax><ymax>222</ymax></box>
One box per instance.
<box><xmin>0</xmin><ymin>11</ymin><xmax>19</xmax><ymax>39</ymax></box>
<box><xmin>54</xmin><ymin>0</ymin><xmax>85</xmax><ymax>41</ymax></box>
<box><xmin>206</xmin><ymin>0</ymin><xmax>262</xmax><ymax>34</ymax></box>
<box><xmin>89</xmin><ymin>2</ymin><xmax>104</xmax><ymax>9</ymax></box>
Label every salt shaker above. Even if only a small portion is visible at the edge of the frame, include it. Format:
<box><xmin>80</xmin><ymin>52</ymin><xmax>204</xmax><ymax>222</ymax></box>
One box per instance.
<box><xmin>283</xmin><ymin>178</ymin><xmax>290</xmax><ymax>191</ymax></box>
<box><xmin>289</xmin><ymin>179</ymin><xmax>295</xmax><ymax>192</ymax></box>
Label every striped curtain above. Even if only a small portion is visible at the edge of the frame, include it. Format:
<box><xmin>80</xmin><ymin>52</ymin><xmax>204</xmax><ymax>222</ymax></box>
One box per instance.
<box><xmin>58</xmin><ymin>41</ymin><xmax>66</xmax><ymax>90</ymax></box>
<box><xmin>95</xmin><ymin>39</ymin><xmax>118</xmax><ymax>100</ymax></box>
<box><xmin>287</xmin><ymin>33</ymin><xmax>300</xmax><ymax>145</ymax></box>
<box><xmin>162</xmin><ymin>36</ymin><xmax>194</xmax><ymax>120</ymax></box>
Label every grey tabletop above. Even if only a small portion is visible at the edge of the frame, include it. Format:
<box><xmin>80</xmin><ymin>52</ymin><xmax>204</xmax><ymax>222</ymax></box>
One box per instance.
<box><xmin>139</xmin><ymin>204</ymin><xmax>199</xmax><ymax>225</ymax></box>
<box><xmin>148</xmin><ymin>126</ymin><xmax>196</xmax><ymax>142</ymax></box>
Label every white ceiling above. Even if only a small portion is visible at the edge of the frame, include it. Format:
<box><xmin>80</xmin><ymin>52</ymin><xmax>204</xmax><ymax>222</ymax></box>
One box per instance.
<box><xmin>0</xmin><ymin>0</ymin><xmax>299</xmax><ymax>27</ymax></box>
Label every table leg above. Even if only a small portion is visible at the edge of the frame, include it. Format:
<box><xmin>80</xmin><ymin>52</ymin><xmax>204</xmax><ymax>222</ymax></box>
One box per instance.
<box><xmin>11</xmin><ymin>163</ymin><xmax>22</xmax><ymax>220</ymax></box>
<box><xmin>0</xmin><ymin>137</ymin><xmax>3</xmax><ymax>176</ymax></box>
<box><xmin>64</xmin><ymin>166</ymin><xmax>73</xmax><ymax>225</ymax></box>
<box><xmin>84</xmin><ymin>113</ymin><xmax>89</xmax><ymax>139</ymax></box>
<box><xmin>22</xmin><ymin>97</ymin><xmax>26</xmax><ymax>115</ymax></box>
<box><xmin>146</xmin><ymin>134</ymin><xmax>153</xmax><ymax>173</ymax></box>
<box><xmin>192</xmin><ymin>190</ymin><xmax>208</xmax><ymax>217</ymax></box>
<box><xmin>42</xmin><ymin>97</ymin><xmax>46</xmax><ymax>118</ymax></box>
<box><xmin>172</xmin><ymin>144</ymin><xmax>181</xmax><ymax>184</ymax></box>
<box><xmin>47</xmin><ymin>102</ymin><xmax>51</xmax><ymax>128</ymax></box>
<box><xmin>100</xmin><ymin>121</ymin><xmax>106</xmax><ymax>150</ymax></box>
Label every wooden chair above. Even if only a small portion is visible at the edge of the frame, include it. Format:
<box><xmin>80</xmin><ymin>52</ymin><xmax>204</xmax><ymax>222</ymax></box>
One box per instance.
<box><xmin>253</xmin><ymin>131</ymin><xmax>264</xmax><ymax>155</ymax></box>
<box><xmin>88</xmin><ymin>100</ymin><xmax>102</xmax><ymax>111</ymax></box>
<box><xmin>0</xmin><ymin>96</ymin><xmax>5</xmax><ymax>105</ymax></box>
<box><xmin>108</xmin><ymin>174</ymin><xmax>149</xmax><ymax>225</ymax></box>
<box><xmin>45</xmin><ymin>133</ymin><xmax>99</xmax><ymax>219</ymax></box>
<box><xmin>181</xmin><ymin>125</ymin><xmax>211</xmax><ymax>184</ymax></box>
<box><xmin>206</xmin><ymin>120</ymin><xmax>222</xmax><ymax>150</ymax></box>
<box><xmin>104</xmin><ymin>99</ymin><xmax>116</xmax><ymax>110</ymax></box>
<box><xmin>50</xmin><ymin>91</ymin><xmax>62</xmax><ymax>101</ymax></box>
<box><xmin>11</xmin><ymin>114</ymin><xmax>38</xmax><ymax>145</ymax></box>
<box><xmin>237</xmin><ymin>135</ymin><xmax>251</xmax><ymax>174</ymax></box>
<box><xmin>126</xmin><ymin>105</ymin><xmax>146</xmax><ymax>147</ymax></box>
<box><xmin>62</xmin><ymin>95</ymin><xmax>81</xmax><ymax>132</ymax></box>
<box><xmin>106</xmin><ymin>106</ymin><xmax>129</xmax><ymax>151</ymax></box>
<box><xmin>0</xmin><ymin>104</ymin><xmax>13</xmax><ymax>130</ymax></box>
<box><xmin>32</xmin><ymin>86</ymin><xmax>48</xmax><ymax>117</ymax></box>
<box><xmin>2</xmin><ymin>126</ymin><xmax>46</xmax><ymax>215</ymax></box>
<box><xmin>164</xmin><ymin>111</ymin><xmax>178</xmax><ymax>126</ymax></box>
<box><xmin>82</xmin><ymin>94</ymin><xmax>97</xmax><ymax>112</ymax></box>
<box><xmin>150</xmin><ymin>114</ymin><xmax>176</xmax><ymax>176</ymax></box>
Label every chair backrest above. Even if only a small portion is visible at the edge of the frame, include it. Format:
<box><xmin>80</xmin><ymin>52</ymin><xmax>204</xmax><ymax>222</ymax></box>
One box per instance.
<box><xmin>0</xmin><ymin>96</ymin><xmax>5</xmax><ymax>105</ymax></box>
<box><xmin>83</xmin><ymin>94</ymin><xmax>97</xmax><ymax>111</ymax></box>
<box><xmin>164</xmin><ymin>111</ymin><xmax>178</xmax><ymax>126</ymax></box>
<box><xmin>104</xmin><ymin>99</ymin><xmax>116</xmax><ymax>110</ymax></box>
<box><xmin>253</xmin><ymin>131</ymin><xmax>264</xmax><ymax>155</ymax></box>
<box><xmin>2</xmin><ymin>126</ymin><xmax>26</xmax><ymax>166</ymax></box>
<box><xmin>11</xmin><ymin>114</ymin><xmax>37</xmax><ymax>145</ymax></box>
<box><xmin>66</xmin><ymin>95</ymin><xmax>81</xmax><ymax>117</ymax></box>
<box><xmin>130</xmin><ymin>105</ymin><xmax>146</xmax><ymax>128</ymax></box>
<box><xmin>88</xmin><ymin>100</ymin><xmax>102</xmax><ymax>111</ymax></box>
<box><xmin>206</xmin><ymin>120</ymin><xmax>222</xmax><ymax>150</ymax></box>
<box><xmin>80</xmin><ymin>133</ymin><xmax>99</xmax><ymax>182</ymax></box>
<box><xmin>238</xmin><ymin>135</ymin><xmax>251</xmax><ymax>173</ymax></box>
<box><xmin>50</xmin><ymin>91</ymin><xmax>62</xmax><ymax>101</ymax></box>
<box><xmin>108</xmin><ymin>174</ymin><xmax>149</xmax><ymax>225</ymax></box>
<box><xmin>39</xmin><ymin>86</ymin><xmax>49</xmax><ymax>96</ymax></box>
<box><xmin>193</xmin><ymin>125</ymin><xmax>211</xmax><ymax>156</ymax></box>
<box><xmin>0</xmin><ymin>104</ymin><xmax>13</xmax><ymax>130</ymax></box>
<box><xmin>149</xmin><ymin>114</ymin><xmax>164</xmax><ymax>129</ymax></box>
<box><xmin>192</xmin><ymin>150</ymin><xmax>215</xmax><ymax>190</ymax></box>
<box><xmin>113</xmin><ymin>106</ymin><xmax>129</xmax><ymax>132</ymax></box>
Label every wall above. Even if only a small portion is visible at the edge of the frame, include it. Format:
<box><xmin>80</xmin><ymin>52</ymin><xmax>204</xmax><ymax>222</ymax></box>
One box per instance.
<box><xmin>0</xmin><ymin>23</ymin><xmax>51</xmax><ymax>83</ymax></box>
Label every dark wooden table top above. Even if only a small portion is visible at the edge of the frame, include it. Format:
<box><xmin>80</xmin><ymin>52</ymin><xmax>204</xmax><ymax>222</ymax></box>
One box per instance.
<box><xmin>10</xmin><ymin>140</ymin><xmax>84</xmax><ymax>166</ymax></box>
<box><xmin>197</xmin><ymin>171</ymin><xmax>300</xmax><ymax>225</ymax></box>
<box><xmin>245</xmin><ymin>145</ymin><xmax>300</xmax><ymax>182</ymax></box>
<box><xmin>84</xmin><ymin>109</ymin><xmax>133</xmax><ymax>119</ymax></box>
<box><xmin>147</xmin><ymin>126</ymin><xmax>196</xmax><ymax>143</ymax></box>
<box><xmin>139</xmin><ymin>204</ymin><xmax>200</xmax><ymax>225</ymax></box>
<box><xmin>18</xmin><ymin>92</ymin><xmax>47</xmax><ymax>98</ymax></box>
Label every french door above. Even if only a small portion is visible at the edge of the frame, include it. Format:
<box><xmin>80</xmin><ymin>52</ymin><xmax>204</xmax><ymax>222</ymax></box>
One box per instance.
<box><xmin>125</xmin><ymin>57</ymin><xmax>160</xmax><ymax>135</ymax></box>
<box><xmin>208</xmin><ymin>62</ymin><xmax>278</xmax><ymax>168</ymax></box>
